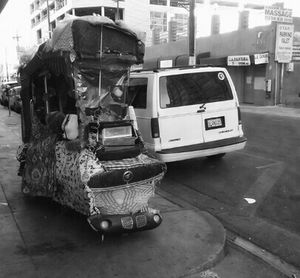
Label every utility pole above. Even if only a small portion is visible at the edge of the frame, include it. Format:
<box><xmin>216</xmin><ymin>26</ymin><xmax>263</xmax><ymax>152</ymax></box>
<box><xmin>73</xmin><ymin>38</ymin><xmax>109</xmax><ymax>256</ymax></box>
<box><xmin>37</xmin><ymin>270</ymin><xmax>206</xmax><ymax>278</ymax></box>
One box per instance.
<box><xmin>188</xmin><ymin>0</ymin><xmax>196</xmax><ymax>65</ymax></box>
<box><xmin>5</xmin><ymin>48</ymin><xmax>9</xmax><ymax>81</ymax></box>
<box><xmin>112</xmin><ymin>0</ymin><xmax>120</xmax><ymax>21</ymax></box>
<box><xmin>12</xmin><ymin>32</ymin><xmax>21</xmax><ymax>61</ymax></box>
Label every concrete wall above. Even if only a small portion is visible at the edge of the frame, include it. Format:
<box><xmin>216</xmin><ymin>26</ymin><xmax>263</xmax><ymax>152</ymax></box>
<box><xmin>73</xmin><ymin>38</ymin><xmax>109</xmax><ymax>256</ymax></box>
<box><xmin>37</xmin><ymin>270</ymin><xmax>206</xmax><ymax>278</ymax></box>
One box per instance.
<box><xmin>144</xmin><ymin>21</ymin><xmax>300</xmax><ymax>107</ymax></box>
<box><xmin>144</xmin><ymin>24</ymin><xmax>276</xmax><ymax>106</ymax></box>
<box><xmin>145</xmin><ymin>24</ymin><xmax>275</xmax><ymax>61</ymax></box>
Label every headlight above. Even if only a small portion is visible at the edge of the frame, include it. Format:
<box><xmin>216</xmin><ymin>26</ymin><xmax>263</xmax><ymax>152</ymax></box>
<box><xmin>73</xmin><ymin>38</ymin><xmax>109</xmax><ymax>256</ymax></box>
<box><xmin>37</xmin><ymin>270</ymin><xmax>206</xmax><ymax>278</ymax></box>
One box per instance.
<box><xmin>153</xmin><ymin>214</ymin><xmax>161</xmax><ymax>224</ymax></box>
<box><xmin>100</xmin><ymin>220</ymin><xmax>111</xmax><ymax>230</ymax></box>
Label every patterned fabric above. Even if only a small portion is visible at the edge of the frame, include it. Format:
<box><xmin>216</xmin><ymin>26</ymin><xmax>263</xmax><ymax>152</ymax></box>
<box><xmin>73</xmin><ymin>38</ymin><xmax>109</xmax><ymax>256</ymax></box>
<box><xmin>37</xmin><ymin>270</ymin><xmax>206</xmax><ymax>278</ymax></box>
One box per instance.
<box><xmin>92</xmin><ymin>173</ymin><xmax>164</xmax><ymax>214</ymax></box>
<box><xmin>100</xmin><ymin>154</ymin><xmax>161</xmax><ymax>170</ymax></box>
<box><xmin>19</xmin><ymin>116</ymin><xmax>166</xmax><ymax>217</ymax></box>
<box><xmin>54</xmin><ymin>142</ymin><xmax>99</xmax><ymax>215</ymax></box>
<box><xmin>22</xmin><ymin>135</ymin><xmax>58</xmax><ymax>197</ymax></box>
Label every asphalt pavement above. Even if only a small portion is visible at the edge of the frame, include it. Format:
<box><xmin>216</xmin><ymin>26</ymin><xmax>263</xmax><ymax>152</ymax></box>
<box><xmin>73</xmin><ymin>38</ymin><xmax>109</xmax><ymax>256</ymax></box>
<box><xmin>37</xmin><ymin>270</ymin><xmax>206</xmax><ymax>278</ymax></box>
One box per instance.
<box><xmin>0</xmin><ymin>104</ymin><xmax>297</xmax><ymax>278</ymax></box>
<box><xmin>0</xmin><ymin>105</ymin><xmax>226</xmax><ymax>278</ymax></box>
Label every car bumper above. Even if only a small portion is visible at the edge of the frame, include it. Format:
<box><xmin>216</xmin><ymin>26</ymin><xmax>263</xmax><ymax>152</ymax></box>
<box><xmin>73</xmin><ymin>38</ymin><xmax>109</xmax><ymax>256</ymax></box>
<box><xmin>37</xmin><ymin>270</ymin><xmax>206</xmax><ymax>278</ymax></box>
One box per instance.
<box><xmin>87</xmin><ymin>209</ymin><xmax>162</xmax><ymax>234</ymax></box>
<box><xmin>156</xmin><ymin>136</ymin><xmax>247</xmax><ymax>162</ymax></box>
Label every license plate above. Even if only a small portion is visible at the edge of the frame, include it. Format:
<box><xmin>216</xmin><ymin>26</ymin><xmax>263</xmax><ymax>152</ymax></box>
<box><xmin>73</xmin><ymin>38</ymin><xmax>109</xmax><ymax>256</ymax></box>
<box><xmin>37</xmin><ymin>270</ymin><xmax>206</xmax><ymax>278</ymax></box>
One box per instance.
<box><xmin>205</xmin><ymin>116</ymin><xmax>225</xmax><ymax>130</ymax></box>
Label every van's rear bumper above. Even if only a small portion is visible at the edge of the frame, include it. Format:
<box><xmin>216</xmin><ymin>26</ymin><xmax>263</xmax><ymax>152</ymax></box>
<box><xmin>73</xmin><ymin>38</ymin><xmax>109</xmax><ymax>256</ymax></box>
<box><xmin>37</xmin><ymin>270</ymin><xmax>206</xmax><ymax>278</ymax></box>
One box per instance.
<box><xmin>156</xmin><ymin>136</ymin><xmax>247</xmax><ymax>162</ymax></box>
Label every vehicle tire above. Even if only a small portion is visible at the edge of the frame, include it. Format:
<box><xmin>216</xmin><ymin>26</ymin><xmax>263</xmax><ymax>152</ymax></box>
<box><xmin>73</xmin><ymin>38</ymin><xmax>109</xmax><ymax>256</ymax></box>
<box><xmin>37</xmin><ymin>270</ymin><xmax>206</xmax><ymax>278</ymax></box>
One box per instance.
<box><xmin>207</xmin><ymin>153</ymin><xmax>226</xmax><ymax>159</ymax></box>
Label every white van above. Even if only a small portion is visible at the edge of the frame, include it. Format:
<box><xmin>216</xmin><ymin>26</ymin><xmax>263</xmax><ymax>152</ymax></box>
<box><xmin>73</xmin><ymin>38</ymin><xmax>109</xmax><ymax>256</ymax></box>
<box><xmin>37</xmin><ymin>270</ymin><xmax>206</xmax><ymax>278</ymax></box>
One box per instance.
<box><xmin>128</xmin><ymin>66</ymin><xmax>246</xmax><ymax>162</ymax></box>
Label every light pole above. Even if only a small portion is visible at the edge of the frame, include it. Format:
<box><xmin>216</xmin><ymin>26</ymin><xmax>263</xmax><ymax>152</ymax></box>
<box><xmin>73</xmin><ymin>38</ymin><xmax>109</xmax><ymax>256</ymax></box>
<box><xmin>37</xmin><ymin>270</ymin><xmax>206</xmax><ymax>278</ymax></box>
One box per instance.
<box><xmin>188</xmin><ymin>0</ymin><xmax>196</xmax><ymax>65</ymax></box>
<box><xmin>112</xmin><ymin>0</ymin><xmax>120</xmax><ymax>21</ymax></box>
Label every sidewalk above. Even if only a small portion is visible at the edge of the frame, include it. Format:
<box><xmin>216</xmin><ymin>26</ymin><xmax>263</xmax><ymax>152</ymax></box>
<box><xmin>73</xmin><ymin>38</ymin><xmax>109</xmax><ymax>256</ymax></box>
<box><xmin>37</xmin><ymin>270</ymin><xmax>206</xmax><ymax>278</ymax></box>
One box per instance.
<box><xmin>240</xmin><ymin>104</ymin><xmax>300</xmax><ymax>118</ymax></box>
<box><xmin>0</xmin><ymin>106</ymin><xmax>226</xmax><ymax>278</ymax></box>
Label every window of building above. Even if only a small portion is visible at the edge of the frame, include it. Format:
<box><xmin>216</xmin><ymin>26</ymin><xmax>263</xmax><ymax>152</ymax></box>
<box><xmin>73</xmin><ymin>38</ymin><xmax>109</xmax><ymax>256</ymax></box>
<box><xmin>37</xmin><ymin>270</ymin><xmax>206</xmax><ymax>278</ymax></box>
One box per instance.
<box><xmin>128</xmin><ymin>78</ymin><xmax>148</xmax><ymax>109</ymax></box>
<box><xmin>150</xmin><ymin>0</ymin><xmax>167</xmax><ymax>5</ymax></box>
<box><xmin>36</xmin><ymin>14</ymin><xmax>41</xmax><ymax>23</ymax></box>
<box><xmin>174</xmin><ymin>13</ymin><xmax>188</xmax><ymax>34</ymax></box>
<box><xmin>35</xmin><ymin>0</ymin><xmax>40</xmax><ymax>9</ymax></box>
<box><xmin>37</xmin><ymin>29</ymin><xmax>42</xmax><ymax>42</ymax></box>
<box><xmin>50</xmin><ymin>21</ymin><xmax>56</xmax><ymax>31</ymax></box>
<box><xmin>150</xmin><ymin>11</ymin><xmax>167</xmax><ymax>32</ymax></box>
<box><xmin>104</xmin><ymin>7</ymin><xmax>124</xmax><ymax>21</ymax></box>
<box><xmin>31</xmin><ymin>18</ymin><xmax>35</xmax><ymax>27</ymax></box>
<box><xmin>56</xmin><ymin>0</ymin><xmax>67</xmax><ymax>11</ymax></box>
<box><xmin>42</xmin><ymin>9</ymin><xmax>48</xmax><ymax>20</ymax></box>
<box><xmin>74</xmin><ymin>7</ymin><xmax>102</xmax><ymax>17</ymax></box>
<box><xmin>49</xmin><ymin>3</ymin><xmax>55</xmax><ymax>11</ymax></box>
<box><xmin>57</xmin><ymin>14</ymin><xmax>65</xmax><ymax>21</ymax></box>
<box><xmin>30</xmin><ymin>3</ymin><xmax>34</xmax><ymax>13</ymax></box>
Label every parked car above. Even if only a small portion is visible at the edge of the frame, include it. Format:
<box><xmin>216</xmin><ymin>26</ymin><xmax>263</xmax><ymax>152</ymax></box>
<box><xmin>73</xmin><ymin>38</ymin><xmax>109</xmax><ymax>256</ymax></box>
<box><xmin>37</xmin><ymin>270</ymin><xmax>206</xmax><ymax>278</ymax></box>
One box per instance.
<box><xmin>0</xmin><ymin>81</ymin><xmax>19</xmax><ymax>106</ymax></box>
<box><xmin>128</xmin><ymin>66</ymin><xmax>247</xmax><ymax>162</ymax></box>
<box><xmin>8</xmin><ymin>85</ymin><xmax>22</xmax><ymax>113</ymax></box>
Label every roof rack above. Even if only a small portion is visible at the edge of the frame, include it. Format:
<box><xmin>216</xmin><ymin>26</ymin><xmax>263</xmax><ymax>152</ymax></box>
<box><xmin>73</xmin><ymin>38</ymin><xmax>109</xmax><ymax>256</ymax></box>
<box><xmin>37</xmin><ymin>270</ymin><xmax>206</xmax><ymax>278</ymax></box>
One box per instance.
<box><xmin>131</xmin><ymin>64</ymin><xmax>217</xmax><ymax>73</ymax></box>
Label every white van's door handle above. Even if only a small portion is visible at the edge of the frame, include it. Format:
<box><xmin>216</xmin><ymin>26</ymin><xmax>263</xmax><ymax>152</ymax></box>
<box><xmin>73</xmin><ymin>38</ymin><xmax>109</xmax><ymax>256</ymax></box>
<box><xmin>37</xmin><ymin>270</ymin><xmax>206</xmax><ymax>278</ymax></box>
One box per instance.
<box><xmin>197</xmin><ymin>107</ymin><xmax>206</xmax><ymax>113</ymax></box>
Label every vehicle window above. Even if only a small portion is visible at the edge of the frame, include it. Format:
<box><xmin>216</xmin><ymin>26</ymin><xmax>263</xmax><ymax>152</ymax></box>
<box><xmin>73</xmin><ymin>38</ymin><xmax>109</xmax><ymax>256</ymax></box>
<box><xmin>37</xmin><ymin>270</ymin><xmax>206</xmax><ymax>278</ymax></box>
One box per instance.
<box><xmin>128</xmin><ymin>78</ymin><xmax>147</xmax><ymax>109</ymax></box>
<box><xmin>159</xmin><ymin>71</ymin><xmax>233</xmax><ymax>108</ymax></box>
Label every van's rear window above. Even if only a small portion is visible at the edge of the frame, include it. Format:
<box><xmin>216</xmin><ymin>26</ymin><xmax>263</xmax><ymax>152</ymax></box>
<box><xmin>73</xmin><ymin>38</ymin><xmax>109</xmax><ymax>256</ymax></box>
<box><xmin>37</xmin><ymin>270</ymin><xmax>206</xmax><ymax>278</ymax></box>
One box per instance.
<box><xmin>159</xmin><ymin>71</ymin><xmax>233</xmax><ymax>108</ymax></box>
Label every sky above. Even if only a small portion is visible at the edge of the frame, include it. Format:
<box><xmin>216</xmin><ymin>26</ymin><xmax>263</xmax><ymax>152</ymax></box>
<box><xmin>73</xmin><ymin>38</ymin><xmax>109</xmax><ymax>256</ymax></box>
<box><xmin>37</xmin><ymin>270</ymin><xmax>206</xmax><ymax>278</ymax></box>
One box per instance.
<box><xmin>0</xmin><ymin>0</ymin><xmax>300</xmax><ymax>76</ymax></box>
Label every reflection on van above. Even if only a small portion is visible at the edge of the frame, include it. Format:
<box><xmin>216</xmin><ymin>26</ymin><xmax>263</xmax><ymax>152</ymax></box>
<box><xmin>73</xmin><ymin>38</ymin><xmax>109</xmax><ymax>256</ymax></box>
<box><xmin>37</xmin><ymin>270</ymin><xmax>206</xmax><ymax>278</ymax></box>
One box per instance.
<box><xmin>129</xmin><ymin>66</ymin><xmax>247</xmax><ymax>163</ymax></box>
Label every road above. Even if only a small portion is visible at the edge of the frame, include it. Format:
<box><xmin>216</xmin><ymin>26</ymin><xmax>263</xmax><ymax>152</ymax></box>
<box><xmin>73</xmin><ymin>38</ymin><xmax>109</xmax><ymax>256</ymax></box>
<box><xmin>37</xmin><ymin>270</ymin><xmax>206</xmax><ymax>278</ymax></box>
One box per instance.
<box><xmin>0</xmin><ymin>104</ymin><xmax>299</xmax><ymax>278</ymax></box>
<box><xmin>158</xmin><ymin>106</ymin><xmax>300</xmax><ymax>270</ymax></box>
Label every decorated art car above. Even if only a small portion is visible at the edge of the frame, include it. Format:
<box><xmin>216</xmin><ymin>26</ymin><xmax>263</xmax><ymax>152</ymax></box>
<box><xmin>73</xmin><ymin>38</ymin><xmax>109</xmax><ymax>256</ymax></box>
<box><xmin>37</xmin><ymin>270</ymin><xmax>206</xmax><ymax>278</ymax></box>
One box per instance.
<box><xmin>17</xmin><ymin>15</ymin><xmax>166</xmax><ymax>236</ymax></box>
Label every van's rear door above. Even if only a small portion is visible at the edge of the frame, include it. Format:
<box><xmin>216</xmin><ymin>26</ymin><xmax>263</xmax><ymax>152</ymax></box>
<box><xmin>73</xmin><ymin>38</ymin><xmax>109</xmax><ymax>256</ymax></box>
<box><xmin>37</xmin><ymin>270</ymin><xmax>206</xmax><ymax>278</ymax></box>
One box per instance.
<box><xmin>157</xmin><ymin>69</ymin><xmax>240</xmax><ymax>149</ymax></box>
<box><xmin>199</xmin><ymin>71</ymin><xmax>241</xmax><ymax>143</ymax></box>
<box><xmin>158</xmin><ymin>105</ymin><xmax>205</xmax><ymax>150</ymax></box>
<box><xmin>158</xmin><ymin>71</ymin><xmax>205</xmax><ymax>150</ymax></box>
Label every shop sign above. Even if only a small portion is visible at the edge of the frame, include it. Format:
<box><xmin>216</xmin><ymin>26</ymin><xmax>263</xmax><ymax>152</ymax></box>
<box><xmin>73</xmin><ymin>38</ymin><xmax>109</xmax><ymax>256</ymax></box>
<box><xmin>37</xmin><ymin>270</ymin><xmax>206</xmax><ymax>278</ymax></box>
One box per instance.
<box><xmin>275</xmin><ymin>24</ymin><xmax>294</xmax><ymax>63</ymax></box>
<box><xmin>265</xmin><ymin>6</ymin><xmax>293</xmax><ymax>23</ymax></box>
<box><xmin>227</xmin><ymin>55</ymin><xmax>250</xmax><ymax>66</ymax></box>
<box><xmin>292</xmin><ymin>31</ymin><xmax>300</xmax><ymax>61</ymax></box>
<box><xmin>292</xmin><ymin>46</ymin><xmax>300</xmax><ymax>60</ymax></box>
<box><xmin>254</xmin><ymin>53</ymin><xmax>269</xmax><ymax>64</ymax></box>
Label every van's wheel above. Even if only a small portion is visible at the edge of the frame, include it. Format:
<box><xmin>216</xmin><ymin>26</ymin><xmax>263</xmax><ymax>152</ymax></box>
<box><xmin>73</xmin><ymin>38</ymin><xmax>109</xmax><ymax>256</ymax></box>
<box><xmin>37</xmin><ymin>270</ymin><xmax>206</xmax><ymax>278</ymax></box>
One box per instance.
<box><xmin>207</xmin><ymin>153</ymin><xmax>226</xmax><ymax>159</ymax></box>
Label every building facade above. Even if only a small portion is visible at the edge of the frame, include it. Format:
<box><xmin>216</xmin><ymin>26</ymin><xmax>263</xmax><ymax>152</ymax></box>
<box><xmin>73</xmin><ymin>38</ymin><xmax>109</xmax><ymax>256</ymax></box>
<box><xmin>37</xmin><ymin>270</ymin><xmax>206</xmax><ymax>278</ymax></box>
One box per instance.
<box><xmin>144</xmin><ymin>17</ymin><xmax>300</xmax><ymax>107</ymax></box>
<box><xmin>29</xmin><ymin>0</ymin><xmax>276</xmax><ymax>46</ymax></box>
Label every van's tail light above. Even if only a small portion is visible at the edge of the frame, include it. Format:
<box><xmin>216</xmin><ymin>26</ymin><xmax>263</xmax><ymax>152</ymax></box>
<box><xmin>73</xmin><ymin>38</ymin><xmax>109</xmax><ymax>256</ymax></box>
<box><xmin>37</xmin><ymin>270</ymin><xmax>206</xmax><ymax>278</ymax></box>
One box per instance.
<box><xmin>237</xmin><ymin>106</ymin><xmax>242</xmax><ymax>124</ymax></box>
<box><xmin>151</xmin><ymin>118</ymin><xmax>160</xmax><ymax>138</ymax></box>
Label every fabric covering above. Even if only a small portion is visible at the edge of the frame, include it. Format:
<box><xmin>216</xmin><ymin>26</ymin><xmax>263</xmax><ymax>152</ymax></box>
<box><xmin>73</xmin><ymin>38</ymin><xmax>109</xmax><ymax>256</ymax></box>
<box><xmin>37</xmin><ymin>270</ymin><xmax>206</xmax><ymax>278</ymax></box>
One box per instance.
<box><xmin>19</xmin><ymin>114</ymin><xmax>166</xmax><ymax>216</ymax></box>
<box><xmin>17</xmin><ymin>15</ymin><xmax>165</xmax><ymax>220</ymax></box>
<box><xmin>22</xmin><ymin>114</ymin><xmax>58</xmax><ymax>197</ymax></box>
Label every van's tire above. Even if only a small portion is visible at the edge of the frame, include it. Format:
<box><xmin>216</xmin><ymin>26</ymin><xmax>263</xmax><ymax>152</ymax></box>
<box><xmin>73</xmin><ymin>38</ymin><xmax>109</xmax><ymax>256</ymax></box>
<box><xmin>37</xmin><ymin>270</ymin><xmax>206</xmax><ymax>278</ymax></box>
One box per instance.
<box><xmin>207</xmin><ymin>153</ymin><xmax>226</xmax><ymax>160</ymax></box>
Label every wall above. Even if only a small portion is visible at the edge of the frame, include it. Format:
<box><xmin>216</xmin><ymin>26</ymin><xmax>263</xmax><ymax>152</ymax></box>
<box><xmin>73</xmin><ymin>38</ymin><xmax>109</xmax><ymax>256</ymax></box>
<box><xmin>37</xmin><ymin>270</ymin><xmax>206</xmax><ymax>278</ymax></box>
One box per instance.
<box><xmin>281</xmin><ymin>17</ymin><xmax>300</xmax><ymax>108</ymax></box>
<box><xmin>144</xmin><ymin>24</ymin><xmax>276</xmax><ymax>106</ymax></box>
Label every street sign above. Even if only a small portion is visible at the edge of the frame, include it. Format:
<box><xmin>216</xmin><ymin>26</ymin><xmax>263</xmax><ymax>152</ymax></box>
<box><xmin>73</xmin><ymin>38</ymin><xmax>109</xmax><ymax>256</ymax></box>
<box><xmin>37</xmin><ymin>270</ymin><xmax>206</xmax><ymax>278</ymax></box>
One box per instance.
<box><xmin>254</xmin><ymin>53</ymin><xmax>269</xmax><ymax>64</ymax></box>
<box><xmin>265</xmin><ymin>6</ymin><xmax>293</xmax><ymax>23</ymax></box>
<box><xmin>292</xmin><ymin>31</ymin><xmax>300</xmax><ymax>61</ymax></box>
<box><xmin>275</xmin><ymin>24</ymin><xmax>294</xmax><ymax>63</ymax></box>
<box><xmin>292</xmin><ymin>46</ymin><xmax>300</xmax><ymax>61</ymax></box>
<box><xmin>227</xmin><ymin>55</ymin><xmax>250</xmax><ymax>66</ymax></box>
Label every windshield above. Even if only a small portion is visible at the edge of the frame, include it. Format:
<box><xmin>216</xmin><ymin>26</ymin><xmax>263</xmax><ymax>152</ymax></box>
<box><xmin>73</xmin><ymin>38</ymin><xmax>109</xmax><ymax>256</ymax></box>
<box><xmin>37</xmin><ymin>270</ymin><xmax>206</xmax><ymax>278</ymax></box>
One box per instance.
<box><xmin>74</xmin><ymin>69</ymin><xmax>128</xmax><ymax>123</ymax></box>
<box><xmin>159</xmin><ymin>71</ymin><xmax>233</xmax><ymax>108</ymax></box>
